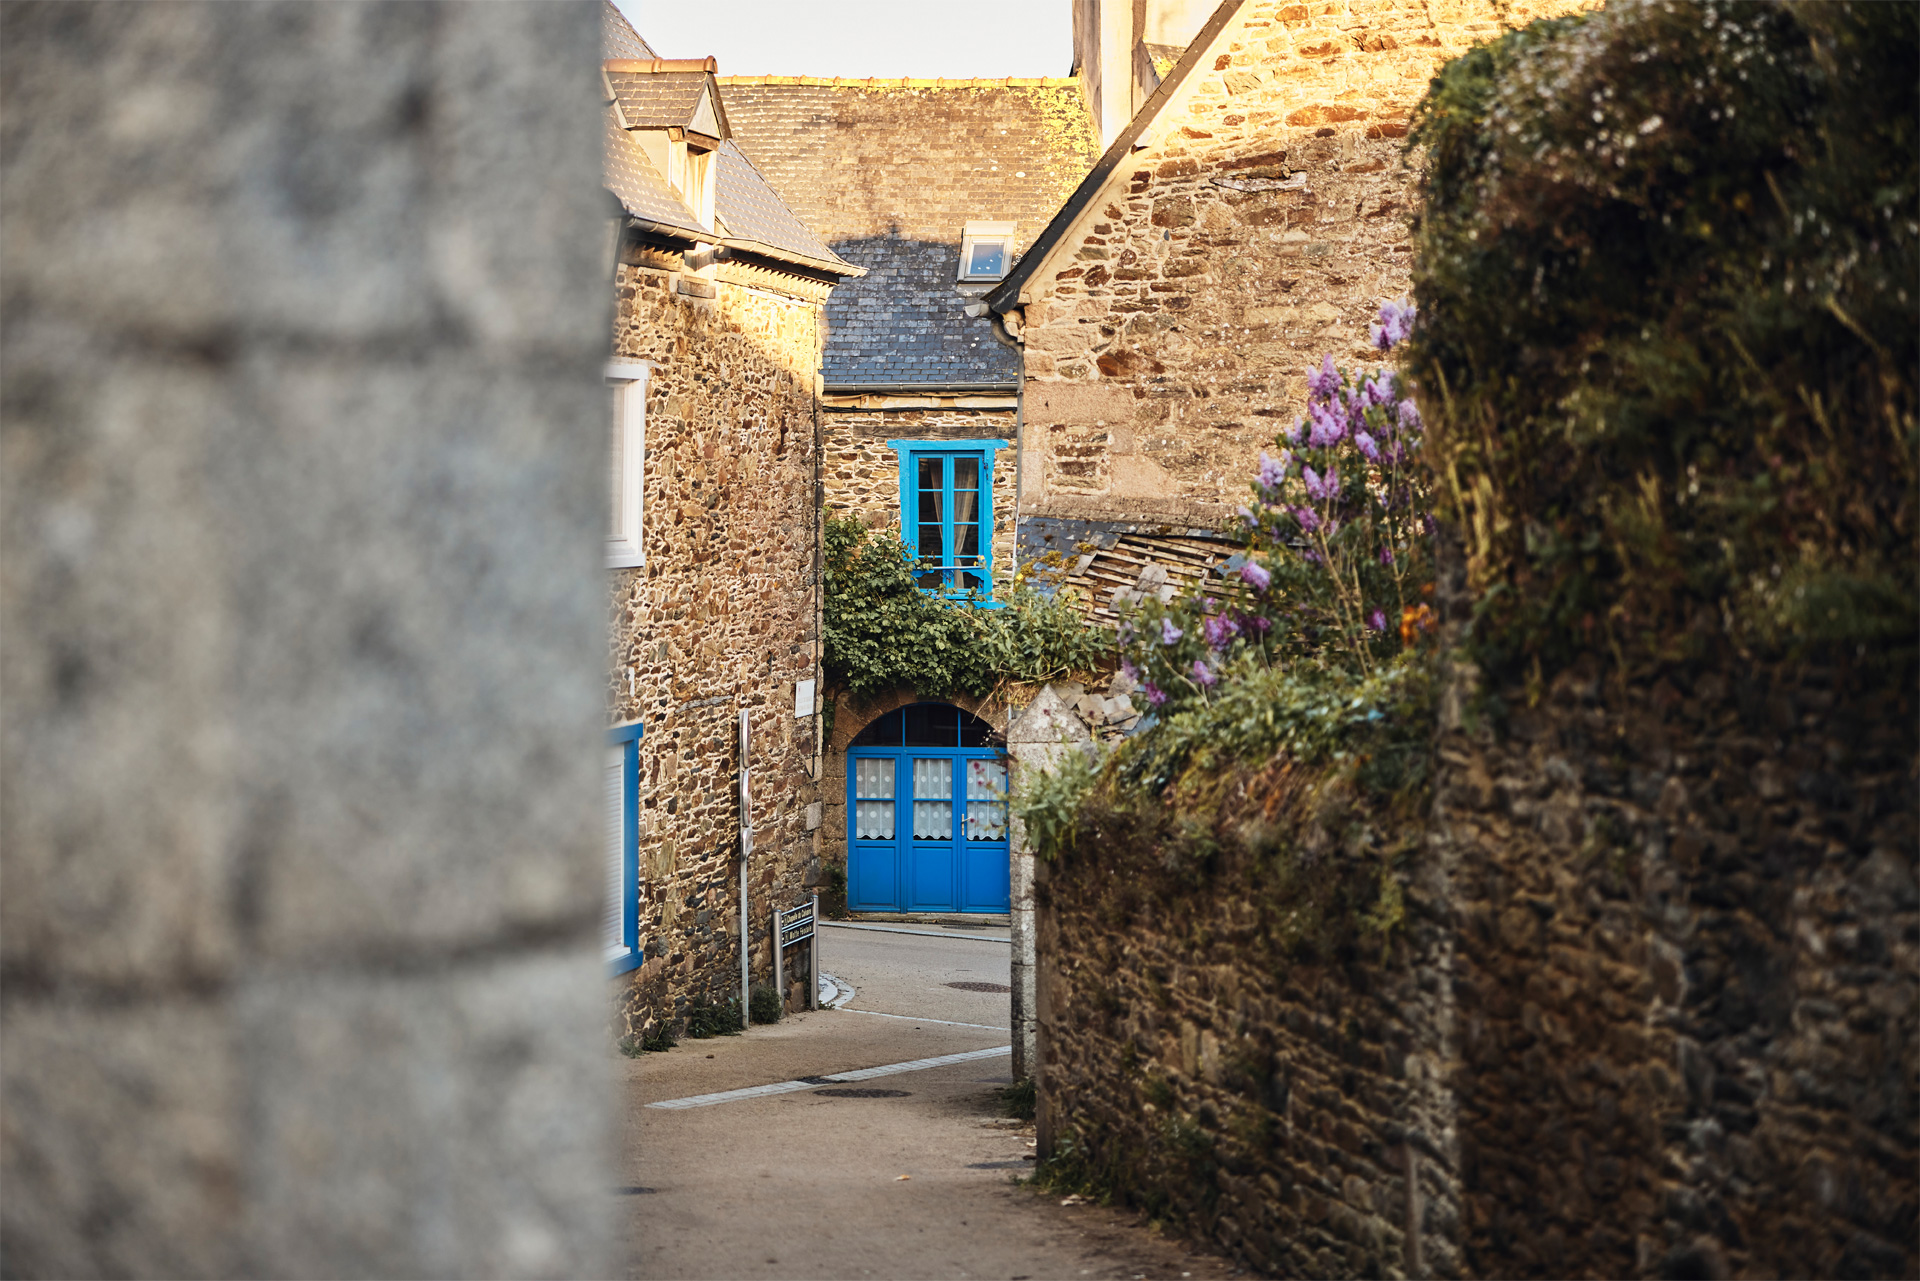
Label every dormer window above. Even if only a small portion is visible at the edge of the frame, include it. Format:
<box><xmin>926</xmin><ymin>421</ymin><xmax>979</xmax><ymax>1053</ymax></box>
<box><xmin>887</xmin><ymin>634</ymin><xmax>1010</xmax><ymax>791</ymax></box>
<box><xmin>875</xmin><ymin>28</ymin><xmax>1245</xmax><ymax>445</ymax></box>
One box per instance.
<box><xmin>959</xmin><ymin>221</ymin><xmax>1016</xmax><ymax>282</ymax></box>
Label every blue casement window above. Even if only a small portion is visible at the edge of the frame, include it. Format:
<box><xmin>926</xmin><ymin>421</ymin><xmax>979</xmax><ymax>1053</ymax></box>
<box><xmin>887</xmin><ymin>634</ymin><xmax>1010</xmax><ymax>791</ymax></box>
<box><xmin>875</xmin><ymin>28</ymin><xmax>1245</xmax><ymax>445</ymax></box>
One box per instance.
<box><xmin>606</xmin><ymin>721</ymin><xmax>644</xmax><ymax>976</ymax></box>
<box><xmin>888</xmin><ymin>439</ymin><xmax>1011</xmax><ymax>600</ymax></box>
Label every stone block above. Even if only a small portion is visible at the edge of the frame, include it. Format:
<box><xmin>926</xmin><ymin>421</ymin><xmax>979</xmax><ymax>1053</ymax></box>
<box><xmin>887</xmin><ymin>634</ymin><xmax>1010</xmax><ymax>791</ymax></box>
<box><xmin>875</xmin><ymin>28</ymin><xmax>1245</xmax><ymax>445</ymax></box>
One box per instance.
<box><xmin>0</xmin><ymin>998</ymin><xmax>242</xmax><ymax>1279</ymax></box>
<box><xmin>0</xmin><ymin>3</ymin><xmax>604</xmax><ymax>354</ymax></box>
<box><xmin>240</xmin><ymin>947</ymin><xmax>613</xmax><ymax>1278</ymax></box>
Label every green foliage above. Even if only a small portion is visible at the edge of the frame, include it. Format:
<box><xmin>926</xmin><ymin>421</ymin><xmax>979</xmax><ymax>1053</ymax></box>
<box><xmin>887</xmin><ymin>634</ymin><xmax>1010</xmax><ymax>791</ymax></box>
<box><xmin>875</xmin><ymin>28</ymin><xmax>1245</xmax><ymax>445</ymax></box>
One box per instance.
<box><xmin>823</xmin><ymin>515</ymin><xmax>1110</xmax><ymax>701</ymax></box>
<box><xmin>748</xmin><ymin>983</ymin><xmax>783</xmax><ymax>1025</ymax></box>
<box><xmin>1406</xmin><ymin>0</ymin><xmax>1918</xmax><ymax>681</ymax></box>
<box><xmin>1012</xmin><ymin>656</ymin><xmax>1434</xmax><ymax>864</ymax></box>
<box><xmin>682</xmin><ymin>996</ymin><xmax>742</xmax><ymax>1039</ymax></box>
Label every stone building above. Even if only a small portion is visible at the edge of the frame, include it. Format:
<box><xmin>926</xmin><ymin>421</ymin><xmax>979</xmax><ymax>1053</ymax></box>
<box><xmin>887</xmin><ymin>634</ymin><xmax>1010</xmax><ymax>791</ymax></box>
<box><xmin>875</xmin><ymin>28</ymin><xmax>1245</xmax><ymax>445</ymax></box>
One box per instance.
<box><xmin>714</xmin><ymin>74</ymin><xmax>1102</xmax><ymax>917</ymax></box>
<box><xmin>598</xmin><ymin>4</ymin><xmax>861</xmax><ymax>1034</ymax></box>
<box><xmin>986</xmin><ymin>0</ymin><xmax>1587</xmax><ymax>612</ymax></box>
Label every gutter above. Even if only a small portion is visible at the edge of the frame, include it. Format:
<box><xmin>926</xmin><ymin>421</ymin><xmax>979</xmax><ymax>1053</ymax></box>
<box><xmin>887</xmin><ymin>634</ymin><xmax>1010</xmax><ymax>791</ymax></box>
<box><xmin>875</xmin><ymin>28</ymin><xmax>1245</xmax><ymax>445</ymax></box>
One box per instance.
<box><xmin>820</xmin><ymin>382</ymin><xmax>1019</xmax><ymax>397</ymax></box>
<box><xmin>984</xmin><ymin>0</ymin><xmax>1249</xmax><ymax>316</ymax></box>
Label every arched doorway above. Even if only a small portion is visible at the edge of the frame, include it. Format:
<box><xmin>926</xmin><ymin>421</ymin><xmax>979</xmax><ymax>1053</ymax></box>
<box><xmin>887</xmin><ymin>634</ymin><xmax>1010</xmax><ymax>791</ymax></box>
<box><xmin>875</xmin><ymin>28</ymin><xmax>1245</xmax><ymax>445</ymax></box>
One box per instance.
<box><xmin>846</xmin><ymin>702</ymin><xmax>1009</xmax><ymax>913</ymax></box>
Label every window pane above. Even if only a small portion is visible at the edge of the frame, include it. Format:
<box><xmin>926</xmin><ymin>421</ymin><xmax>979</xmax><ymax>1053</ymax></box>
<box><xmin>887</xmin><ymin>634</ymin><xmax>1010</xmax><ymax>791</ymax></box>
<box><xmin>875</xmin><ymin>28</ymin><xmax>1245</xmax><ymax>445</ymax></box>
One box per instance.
<box><xmin>965</xmin><ymin>759</ymin><xmax>1008</xmax><ymax>841</ymax></box>
<box><xmin>953</xmin><ymin>457</ymin><xmax>979</xmax><ymax>491</ymax></box>
<box><xmin>968</xmin><ymin>240</ymin><xmax>1006</xmax><ymax>277</ymax></box>
<box><xmin>903</xmin><ymin>704</ymin><xmax>958</xmax><ymax>747</ymax></box>
<box><xmin>918</xmin><ymin>523</ymin><xmax>945</xmax><ymax>566</ymax></box>
<box><xmin>609</xmin><ymin>387</ymin><xmax>625</xmax><ymax>539</ymax></box>
<box><xmin>854</xmin><ymin>757</ymin><xmax>894</xmax><ymax>840</ymax></box>
<box><xmin>919</xmin><ymin>456</ymin><xmax>943</xmax><ymax>493</ymax></box>
<box><xmin>955</xmin><ymin>523</ymin><xmax>980</xmax><ymax>560</ymax></box>
<box><xmin>912</xmin><ymin>758</ymin><xmax>953</xmax><ymax>839</ymax></box>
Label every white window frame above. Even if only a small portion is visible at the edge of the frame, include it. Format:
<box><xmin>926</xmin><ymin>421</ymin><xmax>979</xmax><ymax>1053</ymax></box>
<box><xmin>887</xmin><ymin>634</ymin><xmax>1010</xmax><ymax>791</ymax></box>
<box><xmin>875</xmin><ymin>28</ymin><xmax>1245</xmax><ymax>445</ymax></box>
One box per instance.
<box><xmin>606</xmin><ymin>360</ymin><xmax>650</xmax><ymax>569</ymax></box>
<box><xmin>958</xmin><ymin>220</ymin><xmax>1017</xmax><ymax>282</ymax></box>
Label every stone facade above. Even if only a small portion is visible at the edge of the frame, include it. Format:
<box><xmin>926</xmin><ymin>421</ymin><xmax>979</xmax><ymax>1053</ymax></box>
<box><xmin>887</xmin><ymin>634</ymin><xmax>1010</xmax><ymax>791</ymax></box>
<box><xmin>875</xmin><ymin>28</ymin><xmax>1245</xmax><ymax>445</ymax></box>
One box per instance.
<box><xmin>994</xmin><ymin>0</ymin><xmax>1591</xmax><ymax>526</ymax></box>
<box><xmin>604</xmin><ymin>249</ymin><xmax>837</xmax><ymax>1038</ymax></box>
<box><xmin>1033</xmin><ymin>653</ymin><xmax>1917</xmax><ymax>1279</ymax></box>
<box><xmin>1</xmin><ymin>2</ymin><xmax>616</xmax><ymax>1274</ymax></box>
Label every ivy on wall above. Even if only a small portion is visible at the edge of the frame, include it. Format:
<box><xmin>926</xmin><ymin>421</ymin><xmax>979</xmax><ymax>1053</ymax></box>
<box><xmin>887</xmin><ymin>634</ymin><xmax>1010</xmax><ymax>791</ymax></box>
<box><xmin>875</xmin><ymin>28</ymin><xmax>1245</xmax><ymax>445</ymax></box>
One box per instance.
<box><xmin>822</xmin><ymin>515</ymin><xmax>1109</xmax><ymax>704</ymax></box>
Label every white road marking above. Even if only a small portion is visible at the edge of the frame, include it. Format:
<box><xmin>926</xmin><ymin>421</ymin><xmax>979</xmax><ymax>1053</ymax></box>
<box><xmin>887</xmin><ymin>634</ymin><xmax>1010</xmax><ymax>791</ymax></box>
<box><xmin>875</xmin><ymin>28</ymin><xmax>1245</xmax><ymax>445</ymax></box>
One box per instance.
<box><xmin>844</xmin><ymin>1008</ymin><xmax>1010</xmax><ymax>1031</ymax></box>
<box><xmin>644</xmin><ymin>1045</ymin><xmax>1012</xmax><ymax>1110</ymax></box>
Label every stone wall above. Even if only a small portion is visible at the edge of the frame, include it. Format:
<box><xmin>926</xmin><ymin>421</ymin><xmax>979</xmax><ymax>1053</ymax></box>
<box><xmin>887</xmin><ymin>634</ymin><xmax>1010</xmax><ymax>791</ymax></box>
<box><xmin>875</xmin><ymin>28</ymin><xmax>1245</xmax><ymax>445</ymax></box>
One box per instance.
<box><xmin>606</xmin><ymin>255</ymin><xmax>829</xmax><ymax>1036</ymax></box>
<box><xmin>823</xmin><ymin>404</ymin><xmax>1020</xmax><ymax>597</ymax></box>
<box><xmin>1010</xmin><ymin>0</ymin><xmax>1588</xmax><ymax>523</ymax></box>
<box><xmin>1431</xmin><ymin>655</ymin><xmax>1918</xmax><ymax>1280</ymax></box>
<box><xmin>1033</xmin><ymin>654</ymin><xmax>1918</xmax><ymax>1278</ymax></box>
<box><xmin>1</xmin><ymin>2</ymin><xmax>614</xmax><ymax>1274</ymax></box>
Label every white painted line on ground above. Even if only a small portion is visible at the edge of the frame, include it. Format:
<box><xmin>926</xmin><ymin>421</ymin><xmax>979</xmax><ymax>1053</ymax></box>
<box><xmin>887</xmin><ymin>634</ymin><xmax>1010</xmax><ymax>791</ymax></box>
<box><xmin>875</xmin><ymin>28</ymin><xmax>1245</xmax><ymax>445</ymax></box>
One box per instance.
<box><xmin>644</xmin><ymin>1045</ymin><xmax>1012</xmax><ymax>1110</ymax></box>
<box><xmin>844</xmin><ymin>1007</ymin><xmax>1010</xmax><ymax>1032</ymax></box>
<box><xmin>821</xmin><ymin>921</ymin><xmax>1011</xmax><ymax>943</ymax></box>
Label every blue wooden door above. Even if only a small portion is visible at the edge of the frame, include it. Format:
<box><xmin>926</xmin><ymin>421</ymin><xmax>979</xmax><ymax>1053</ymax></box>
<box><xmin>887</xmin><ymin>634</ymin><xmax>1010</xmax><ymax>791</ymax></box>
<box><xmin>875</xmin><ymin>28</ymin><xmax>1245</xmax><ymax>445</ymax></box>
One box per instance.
<box><xmin>846</xmin><ymin>706</ymin><xmax>1008</xmax><ymax>914</ymax></box>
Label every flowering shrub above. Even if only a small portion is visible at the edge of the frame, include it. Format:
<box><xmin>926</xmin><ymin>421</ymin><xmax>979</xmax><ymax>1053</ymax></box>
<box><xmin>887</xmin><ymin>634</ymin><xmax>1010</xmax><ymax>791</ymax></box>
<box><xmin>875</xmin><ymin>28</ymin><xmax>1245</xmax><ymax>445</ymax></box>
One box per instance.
<box><xmin>1114</xmin><ymin>304</ymin><xmax>1437</xmax><ymax>718</ymax></box>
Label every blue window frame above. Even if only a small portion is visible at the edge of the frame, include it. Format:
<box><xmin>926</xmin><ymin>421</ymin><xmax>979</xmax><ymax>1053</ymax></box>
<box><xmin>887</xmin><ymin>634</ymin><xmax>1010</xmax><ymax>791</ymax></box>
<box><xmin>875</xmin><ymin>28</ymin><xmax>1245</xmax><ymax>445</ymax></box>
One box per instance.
<box><xmin>888</xmin><ymin>439</ymin><xmax>1010</xmax><ymax>601</ymax></box>
<box><xmin>607</xmin><ymin>721</ymin><xmax>644</xmax><ymax>976</ymax></box>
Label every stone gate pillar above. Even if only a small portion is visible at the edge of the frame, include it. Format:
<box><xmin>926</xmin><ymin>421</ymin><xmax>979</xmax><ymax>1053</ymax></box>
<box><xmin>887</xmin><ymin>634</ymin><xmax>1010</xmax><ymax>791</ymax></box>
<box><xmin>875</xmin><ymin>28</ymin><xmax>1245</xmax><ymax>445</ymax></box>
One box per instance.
<box><xmin>1</xmin><ymin>3</ymin><xmax>613</xmax><ymax>1274</ymax></box>
<box><xmin>1005</xmin><ymin>686</ymin><xmax>1093</xmax><ymax>1099</ymax></box>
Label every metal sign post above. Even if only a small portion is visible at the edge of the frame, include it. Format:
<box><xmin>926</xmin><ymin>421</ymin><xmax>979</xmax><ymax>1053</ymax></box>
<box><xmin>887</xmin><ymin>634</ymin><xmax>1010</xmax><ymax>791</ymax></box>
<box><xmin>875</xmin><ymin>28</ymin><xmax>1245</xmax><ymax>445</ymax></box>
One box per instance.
<box><xmin>738</xmin><ymin>708</ymin><xmax>751</xmax><ymax>1030</ymax></box>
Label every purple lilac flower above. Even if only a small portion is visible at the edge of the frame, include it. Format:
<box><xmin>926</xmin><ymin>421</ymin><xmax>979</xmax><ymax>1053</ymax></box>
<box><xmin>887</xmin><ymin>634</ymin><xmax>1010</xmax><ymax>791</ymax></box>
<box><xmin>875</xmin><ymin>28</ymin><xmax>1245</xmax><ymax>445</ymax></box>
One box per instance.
<box><xmin>1161</xmin><ymin>618</ymin><xmax>1184</xmax><ymax>645</ymax></box>
<box><xmin>1287</xmin><ymin>417</ymin><xmax>1306</xmax><ymax>445</ymax></box>
<box><xmin>1397</xmin><ymin>399</ymin><xmax>1423</xmax><ymax>434</ymax></box>
<box><xmin>1368</xmin><ymin>610</ymin><xmax>1388</xmax><ymax>631</ymax></box>
<box><xmin>1307</xmin><ymin>401</ymin><xmax>1345</xmax><ymax>448</ymax></box>
<box><xmin>1378</xmin><ymin>545</ymin><xmax>1395</xmax><ymax>565</ymax></box>
<box><xmin>1355</xmin><ymin>431</ymin><xmax>1379</xmax><ymax>462</ymax></box>
<box><xmin>1120</xmin><ymin>658</ymin><xmax>1138</xmax><ymax>680</ymax></box>
<box><xmin>1191</xmin><ymin>659</ymin><xmax>1217</xmax><ymax>688</ymax></box>
<box><xmin>1295</xmin><ymin>506</ymin><xmax>1320</xmax><ymax>533</ymax></box>
<box><xmin>1370</xmin><ymin>300</ymin><xmax>1415</xmax><ymax>350</ymax></box>
<box><xmin>1303</xmin><ymin>466</ymin><xmax>1340</xmax><ymax>501</ymax></box>
<box><xmin>1239</xmin><ymin>560</ymin><xmax>1272</xmax><ymax>591</ymax></box>
<box><xmin>1203</xmin><ymin>614</ymin><xmax>1241</xmax><ymax>649</ymax></box>
<box><xmin>1307</xmin><ymin>354</ymin><xmax>1340</xmax><ymax>400</ymax></box>
<box><xmin>1248</xmin><ymin>613</ymin><xmax>1272</xmax><ymax>633</ymax></box>
<box><xmin>1365</xmin><ymin>372</ymin><xmax>1397</xmax><ymax>407</ymax></box>
<box><xmin>1257</xmin><ymin>450</ymin><xmax>1289</xmax><ymax>490</ymax></box>
<box><xmin>1237</xmin><ymin>504</ymin><xmax>1256</xmax><ymax>524</ymax></box>
<box><xmin>1142</xmin><ymin>681</ymin><xmax>1167</xmax><ymax>707</ymax></box>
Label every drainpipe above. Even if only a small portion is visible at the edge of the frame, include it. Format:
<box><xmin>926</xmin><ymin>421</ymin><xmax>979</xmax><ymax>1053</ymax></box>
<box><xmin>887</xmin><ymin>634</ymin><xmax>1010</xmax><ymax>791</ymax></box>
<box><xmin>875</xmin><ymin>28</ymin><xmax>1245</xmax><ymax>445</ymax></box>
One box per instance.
<box><xmin>738</xmin><ymin>707</ymin><xmax>752</xmax><ymax>1029</ymax></box>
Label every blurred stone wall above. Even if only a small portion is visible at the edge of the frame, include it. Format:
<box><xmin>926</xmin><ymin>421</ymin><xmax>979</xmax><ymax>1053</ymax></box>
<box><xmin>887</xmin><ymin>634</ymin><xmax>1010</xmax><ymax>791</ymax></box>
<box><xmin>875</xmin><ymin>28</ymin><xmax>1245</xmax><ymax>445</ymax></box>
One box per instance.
<box><xmin>603</xmin><ymin>254</ymin><xmax>829</xmax><ymax>1037</ymax></box>
<box><xmin>1</xmin><ymin>3</ymin><xmax>614</xmax><ymax>1275</ymax></box>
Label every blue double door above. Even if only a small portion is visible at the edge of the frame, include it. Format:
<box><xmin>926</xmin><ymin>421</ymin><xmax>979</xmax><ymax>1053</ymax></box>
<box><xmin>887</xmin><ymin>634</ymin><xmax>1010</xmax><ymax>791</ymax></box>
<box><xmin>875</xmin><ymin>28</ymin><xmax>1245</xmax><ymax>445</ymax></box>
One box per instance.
<box><xmin>848</xmin><ymin>748</ymin><xmax>1010</xmax><ymax>913</ymax></box>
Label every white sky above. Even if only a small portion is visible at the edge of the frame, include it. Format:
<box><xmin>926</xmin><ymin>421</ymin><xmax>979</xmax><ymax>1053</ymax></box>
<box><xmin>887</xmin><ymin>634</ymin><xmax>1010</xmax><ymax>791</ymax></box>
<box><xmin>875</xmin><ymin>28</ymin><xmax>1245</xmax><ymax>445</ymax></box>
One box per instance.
<box><xmin>612</xmin><ymin>0</ymin><xmax>1076</xmax><ymax>80</ymax></box>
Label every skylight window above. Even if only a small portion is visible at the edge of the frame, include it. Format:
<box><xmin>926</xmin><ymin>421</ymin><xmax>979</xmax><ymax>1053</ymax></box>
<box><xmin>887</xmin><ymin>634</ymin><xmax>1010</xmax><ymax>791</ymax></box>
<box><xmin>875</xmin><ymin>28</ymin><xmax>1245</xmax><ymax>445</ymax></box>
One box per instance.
<box><xmin>958</xmin><ymin>220</ymin><xmax>1016</xmax><ymax>282</ymax></box>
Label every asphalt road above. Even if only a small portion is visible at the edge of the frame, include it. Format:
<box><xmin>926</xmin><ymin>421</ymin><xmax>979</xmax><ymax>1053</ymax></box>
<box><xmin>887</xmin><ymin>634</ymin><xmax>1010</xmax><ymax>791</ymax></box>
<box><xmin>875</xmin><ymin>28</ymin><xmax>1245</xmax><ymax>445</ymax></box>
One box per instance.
<box><xmin>618</xmin><ymin>923</ymin><xmax>1239</xmax><ymax>1281</ymax></box>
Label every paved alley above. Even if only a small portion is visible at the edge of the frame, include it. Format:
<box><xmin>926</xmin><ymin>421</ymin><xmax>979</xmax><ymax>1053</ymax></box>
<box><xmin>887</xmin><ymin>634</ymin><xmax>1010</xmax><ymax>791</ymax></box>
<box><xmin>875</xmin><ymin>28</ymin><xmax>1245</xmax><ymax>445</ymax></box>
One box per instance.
<box><xmin>618</xmin><ymin>923</ymin><xmax>1238</xmax><ymax>1280</ymax></box>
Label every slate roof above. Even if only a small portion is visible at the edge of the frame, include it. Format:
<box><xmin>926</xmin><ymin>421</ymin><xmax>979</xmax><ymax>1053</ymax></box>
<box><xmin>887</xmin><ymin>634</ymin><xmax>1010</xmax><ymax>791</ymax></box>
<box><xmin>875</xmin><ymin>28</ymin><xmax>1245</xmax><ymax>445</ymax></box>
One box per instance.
<box><xmin>601</xmin><ymin>1</ymin><xmax>656</xmax><ymax>61</ymax></box>
<box><xmin>602</xmin><ymin>94</ymin><xmax>855</xmax><ymax>276</ymax></box>
<box><xmin>717</xmin><ymin>78</ymin><xmax>1100</xmax><ymax>389</ymax></box>
<box><xmin>606</xmin><ymin>67</ymin><xmax>729</xmax><ymax>137</ymax></box>
<box><xmin>603</xmin><ymin>108</ymin><xmax>708</xmax><ymax>239</ymax></box>
<box><xmin>713</xmin><ymin>141</ymin><xmax>847</xmax><ymax>274</ymax></box>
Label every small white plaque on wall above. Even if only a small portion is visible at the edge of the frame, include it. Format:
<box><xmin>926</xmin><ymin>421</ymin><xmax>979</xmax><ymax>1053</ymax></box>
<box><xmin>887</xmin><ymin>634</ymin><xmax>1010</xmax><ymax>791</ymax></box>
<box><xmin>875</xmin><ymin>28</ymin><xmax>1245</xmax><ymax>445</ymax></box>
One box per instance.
<box><xmin>794</xmin><ymin>678</ymin><xmax>816</xmax><ymax>719</ymax></box>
